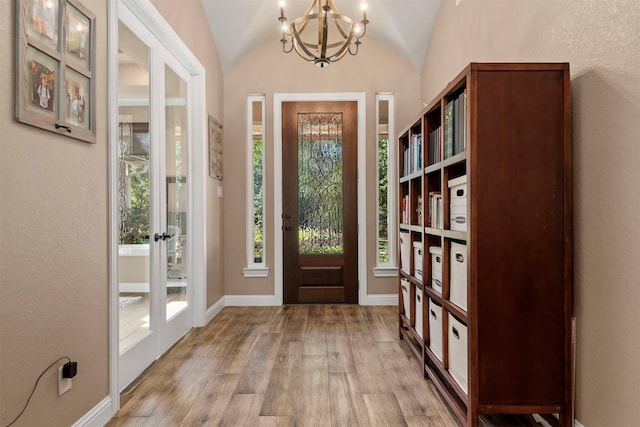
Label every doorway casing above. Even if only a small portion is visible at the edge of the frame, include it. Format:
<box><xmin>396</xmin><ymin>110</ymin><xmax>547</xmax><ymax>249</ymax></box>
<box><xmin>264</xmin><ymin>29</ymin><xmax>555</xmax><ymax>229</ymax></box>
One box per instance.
<box><xmin>273</xmin><ymin>92</ymin><xmax>372</xmax><ymax>305</ymax></box>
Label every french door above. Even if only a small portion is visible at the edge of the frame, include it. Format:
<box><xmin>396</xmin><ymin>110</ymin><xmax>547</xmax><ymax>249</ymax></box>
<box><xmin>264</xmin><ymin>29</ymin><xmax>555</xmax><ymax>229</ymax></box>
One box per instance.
<box><xmin>116</xmin><ymin>6</ymin><xmax>193</xmax><ymax>390</ymax></box>
<box><xmin>282</xmin><ymin>101</ymin><xmax>358</xmax><ymax>303</ymax></box>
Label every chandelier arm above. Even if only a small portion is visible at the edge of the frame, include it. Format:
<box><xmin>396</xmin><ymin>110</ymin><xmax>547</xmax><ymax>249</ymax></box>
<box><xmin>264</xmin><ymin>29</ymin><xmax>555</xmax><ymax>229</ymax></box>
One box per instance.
<box><xmin>319</xmin><ymin>7</ymin><xmax>329</xmax><ymax>59</ymax></box>
<box><xmin>292</xmin><ymin>27</ymin><xmax>321</xmax><ymax>61</ymax></box>
<box><xmin>331</xmin><ymin>13</ymin><xmax>354</xmax><ymax>39</ymax></box>
<box><xmin>297</xmin><ymin>0</ymin><xmax>319</xmax><ymax>33</ymax></box>
<box><xmin>348</xmin><ymin>41</ymin><xmax>359</xmax><ymax>56</ymax></box>
<box><xmin>282</xmin><ymin>37</ymin><xmax>294</xmax><ymax>54</ymax></box>
<box><xmin>328</xmin><ymin>30</ymin><xmax>354</xmax><ymax>60</ymax></box>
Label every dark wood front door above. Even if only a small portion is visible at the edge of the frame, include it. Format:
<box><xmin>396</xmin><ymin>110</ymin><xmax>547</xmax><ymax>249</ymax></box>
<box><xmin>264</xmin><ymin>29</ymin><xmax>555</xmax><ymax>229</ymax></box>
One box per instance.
<box><xmin>282</xmin><ymin>101</ymin><xmax>358</xmax><ymax>304</ymax></box>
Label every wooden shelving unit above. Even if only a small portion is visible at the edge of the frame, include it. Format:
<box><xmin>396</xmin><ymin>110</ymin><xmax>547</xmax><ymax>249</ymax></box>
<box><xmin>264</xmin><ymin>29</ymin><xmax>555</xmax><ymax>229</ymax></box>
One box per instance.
<box><xmin>397</xmin><ymin>63</ymin><xmax>573</xmax><ymax>427</ymax></box>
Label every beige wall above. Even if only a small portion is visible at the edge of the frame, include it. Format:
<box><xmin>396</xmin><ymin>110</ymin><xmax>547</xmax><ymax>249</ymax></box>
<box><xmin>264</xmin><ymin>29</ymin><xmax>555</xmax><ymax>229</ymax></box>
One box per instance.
<box><xmin>421</xmin><ymin>1</ymin><xmax>640</xmax><ymax>425</ymax></box>
<box><xmin>151</xmin><ymin>0</ymin><xmax>225</xmax><ymax>307</ymax></box>
<box><xmin>223</xmin><ymin>39</ymin><xmax>421</xmax><ymax>297</ymax></box>
<box><xmin>0</xmin><ymin>0</ymin><xmax>109</xmax><ymax>425</ymax></box>
<box><xmin>0</xmin><ymin>1</ymin><xmax>224</xmax><ymax>425</ymax></box>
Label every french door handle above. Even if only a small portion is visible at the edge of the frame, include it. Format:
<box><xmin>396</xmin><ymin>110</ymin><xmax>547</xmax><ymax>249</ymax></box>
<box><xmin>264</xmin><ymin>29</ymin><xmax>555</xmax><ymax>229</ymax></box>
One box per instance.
<box><xmin>284</xmin><ymin>225</ymin><xmax>292</xmax><ymax>231</ymax></box>
<box><xmin>153</xmin><ymin>232</ymin><xmax>172</xmax><ymax>242</ymax></box>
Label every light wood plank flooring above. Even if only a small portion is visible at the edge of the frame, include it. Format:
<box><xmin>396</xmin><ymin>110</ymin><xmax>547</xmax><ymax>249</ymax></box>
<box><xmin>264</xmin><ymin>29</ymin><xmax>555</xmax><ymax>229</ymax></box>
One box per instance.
<box><xmin>107</xmin><ymin>305</ymin><xmax>550</xmax><ymax>427</ymax></box>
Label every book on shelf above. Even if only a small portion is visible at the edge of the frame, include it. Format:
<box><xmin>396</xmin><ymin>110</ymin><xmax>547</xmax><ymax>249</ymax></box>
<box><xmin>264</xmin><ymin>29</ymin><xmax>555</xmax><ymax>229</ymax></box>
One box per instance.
<box><xmin>443</xmin><ymin>101</ymin><xmax>454</xmax><ymax>159</ymax></box>
<box><xmin>401</xmin><ymin>195</ymin><xmax>410</xmax><ymax>224</ymax></box>
<box><xmin>416</xmin><ymin>195</ymin><xmax>423</xmax><ymax>226</ymax></box>
<box><xmin>445</xmin><ymin>91</ymin><xmax>467</xmax><ymax>159</ymax></box>
<box><xmin>428</xmin><ymin>126</ymin><xmax>441</xmax><ymax>165</ymax></box>
<box><xmin>411</xmin><ymin>133</ymin><xmax>423</xmax><ymax>173</ymax></box>
<box><xmin>428</xmin><ymin>191</ymin><xmax>443</xmax><ymax>229</ymax></box>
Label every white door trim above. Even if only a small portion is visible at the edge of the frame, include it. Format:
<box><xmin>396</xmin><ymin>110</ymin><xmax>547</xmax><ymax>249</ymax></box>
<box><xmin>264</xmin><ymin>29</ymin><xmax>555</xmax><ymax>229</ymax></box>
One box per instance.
<box><xmin>273</xmin><ymin>92</ymin><xmax>367</xmax><ymax>306</ymax></box>
<box><xmin>108</xmin><ymin>0</ymin><xmax>207</xmax><ymax>414</ymax></box>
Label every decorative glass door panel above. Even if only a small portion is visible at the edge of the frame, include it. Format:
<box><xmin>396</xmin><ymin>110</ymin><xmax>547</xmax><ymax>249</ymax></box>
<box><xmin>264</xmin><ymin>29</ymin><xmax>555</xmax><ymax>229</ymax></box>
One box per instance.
<box><xmin>297</xmin><ymin>113</ymin><xmax>344</xmax><ymax>255</ymax></box>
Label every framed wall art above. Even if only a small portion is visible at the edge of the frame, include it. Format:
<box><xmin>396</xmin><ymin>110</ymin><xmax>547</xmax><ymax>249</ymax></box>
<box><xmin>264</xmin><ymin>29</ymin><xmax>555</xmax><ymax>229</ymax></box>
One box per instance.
<box><xmin>209</xmin><ymin>115</ymin><xmax>223</xmax><ymax>180</ymax></box>
<box><xmin>16</xmin><ymin>0</ymin><xmax>96</xmax><ymax>143</ymax></box>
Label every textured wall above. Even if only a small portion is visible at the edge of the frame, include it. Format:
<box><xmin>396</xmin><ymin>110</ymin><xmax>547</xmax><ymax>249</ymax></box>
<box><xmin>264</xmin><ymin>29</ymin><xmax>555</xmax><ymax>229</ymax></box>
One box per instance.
<box><xmin>222</xmin><ymin>38</ymin><xmax>421</xmax><ymax>297</ymax></box>
<box><xmin>421</xmin><ymin>1</ymin><xmax>640</xmax><ymax>425</ymax></box>
<box><xmin>0</xmin><ymin>1</ymin><xmax>109</xmax><ymax>425</ymax></box>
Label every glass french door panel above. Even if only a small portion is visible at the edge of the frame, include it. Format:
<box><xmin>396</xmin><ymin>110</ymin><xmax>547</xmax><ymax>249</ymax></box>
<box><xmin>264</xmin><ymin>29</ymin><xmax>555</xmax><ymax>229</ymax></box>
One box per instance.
<box><xmin>297</xmin><ymin>112</ymin><xmax>344</xmax><ymax>255</ymax></box>
<box><xmin>117</xmin><ymin>21</ymin><xmax>151</xmax><ymax>352</ymax></box>
<box><xmin>165</xmin><ymin>64</ymin><xmax>188</xmax><ymax>320</ymax></box>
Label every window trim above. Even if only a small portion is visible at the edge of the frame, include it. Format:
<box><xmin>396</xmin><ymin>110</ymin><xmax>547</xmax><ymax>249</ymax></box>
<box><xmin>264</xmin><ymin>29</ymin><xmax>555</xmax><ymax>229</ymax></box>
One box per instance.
<box><xmin>373</xmin><ymin>93</ymin><xmax>398</xmax><ymax>277</ymax></box>
<box><xmin>243</xmin><ymin>94</ymin><xmax>268</xmax><ymax>277</ymax></box>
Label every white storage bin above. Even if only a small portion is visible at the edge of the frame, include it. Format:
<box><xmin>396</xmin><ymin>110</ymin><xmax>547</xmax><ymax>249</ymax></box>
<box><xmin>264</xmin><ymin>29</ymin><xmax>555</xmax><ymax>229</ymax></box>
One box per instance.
<box><xmin>400</xmin><ymin>278</ymin><xmax>411</xmax><ymax>318</ymax></box>
<box><xmin>428</xmin><ymin>298</ymin><xmax>443</xmax><ymax>361</ymax></box>
<box><xmin>415</xmin><ymin>288</ymin><xmax>423</xmax><ymax>338</ymax></box>
<box><xmin>448</xmin><ymin>313</ymin><xmax>468</xmax><ymax>394</ymax></box>
<box><xmin>450</xmin><ymin>241</ymin><xmax>468</xmax><ymax>311</ymax></box>
<box><xmin>448</xmin><ymin>175</ymin><xmax>468</xmax><ymax>232</ymax></box>
<box><xmin>429</xmin><ymin>246</ymin><xmax>442</xmax><ymax>294</ymax></box>
<box><xmin>413</xmin><ymin>242</ymin><xmax>423</xmax><ymax>281</ymax></box>
<box><xmin>400</xmin><ymin>231</ymin><xmax>411</xmax><ymax>274</ymax></box>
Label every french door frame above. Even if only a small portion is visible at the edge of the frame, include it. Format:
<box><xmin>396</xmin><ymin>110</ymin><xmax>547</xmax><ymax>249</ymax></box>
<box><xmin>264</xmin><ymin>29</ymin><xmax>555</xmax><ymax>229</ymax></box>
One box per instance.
<box><xmin>274</xmin><ymin>93</ymin><xmax>367</xmax><ymax>305</ymax></box>
<box><xmin>108</xmin><ymin>0</ymin><xmax>207</xmax><ymax>414</ymax></box>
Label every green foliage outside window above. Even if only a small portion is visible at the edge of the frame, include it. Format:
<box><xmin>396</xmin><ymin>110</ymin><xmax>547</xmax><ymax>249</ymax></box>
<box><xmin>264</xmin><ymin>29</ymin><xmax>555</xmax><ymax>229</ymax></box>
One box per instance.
<box><xmin>378</xmin><ymin>137</ymin><xmax>389</xmax><ymax>263</ymax></box>
<box><xmin>253</xmin><ymin>138</ymin><xmax>264</xmax><ymax>262</ymax></box>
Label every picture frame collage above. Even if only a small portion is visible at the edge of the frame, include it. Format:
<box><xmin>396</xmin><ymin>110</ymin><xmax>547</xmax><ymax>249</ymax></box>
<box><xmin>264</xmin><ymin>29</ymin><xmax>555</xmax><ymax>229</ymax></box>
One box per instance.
<box><xmin>16</xmin><ymin>0</ymin><xmax>96</xmax><ymax>143</ymax></box>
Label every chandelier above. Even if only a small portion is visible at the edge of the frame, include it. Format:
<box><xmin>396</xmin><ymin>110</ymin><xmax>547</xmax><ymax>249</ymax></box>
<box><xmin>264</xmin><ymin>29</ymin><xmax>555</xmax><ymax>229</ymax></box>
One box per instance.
<box><xmin>278</xmin><ymin>0</ymin><xmax>369</xmax><ymax>68</ymax></box>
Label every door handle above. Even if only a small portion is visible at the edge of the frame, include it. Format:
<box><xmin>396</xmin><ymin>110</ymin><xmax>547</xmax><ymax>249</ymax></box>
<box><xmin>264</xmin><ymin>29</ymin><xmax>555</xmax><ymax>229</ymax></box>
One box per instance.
<box><xmin>154</xmin><ymin>232</ymin><xmax>172</xmax><ymax>242</ymax></box>
<box><xmin>284</xmin><ymin>225</ymin><xmax>292</xmax><ymax>231</ymax></box>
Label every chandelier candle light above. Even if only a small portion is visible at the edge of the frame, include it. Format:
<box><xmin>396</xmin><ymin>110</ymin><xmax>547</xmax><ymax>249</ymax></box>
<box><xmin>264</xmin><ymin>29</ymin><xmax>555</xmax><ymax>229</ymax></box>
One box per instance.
<box><xmin>278</xmin><ymin>0</ymin><xmax>369</xmax><ymax>68</ymax></box>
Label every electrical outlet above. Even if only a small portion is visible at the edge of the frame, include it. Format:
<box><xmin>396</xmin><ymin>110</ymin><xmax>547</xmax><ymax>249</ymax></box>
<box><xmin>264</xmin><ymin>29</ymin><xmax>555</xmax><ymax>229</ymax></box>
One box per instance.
<box><xmin>58</xmin><ymin>366</ymin><xmax>72</xmax><ymax>396</ymax></box>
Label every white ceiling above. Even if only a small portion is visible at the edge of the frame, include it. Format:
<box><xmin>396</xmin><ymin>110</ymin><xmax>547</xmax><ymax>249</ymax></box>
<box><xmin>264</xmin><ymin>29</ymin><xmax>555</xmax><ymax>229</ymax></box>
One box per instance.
<box><xmin>201</xmin><ymin>0</ymin><xmax>443</xmax><ymax>73</ymax></box>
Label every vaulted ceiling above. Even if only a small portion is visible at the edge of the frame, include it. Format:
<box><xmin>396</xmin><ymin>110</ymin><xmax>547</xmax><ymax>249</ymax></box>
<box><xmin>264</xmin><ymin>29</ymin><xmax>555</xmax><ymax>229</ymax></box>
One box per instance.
<box><xmin>201</xmin><ymin>0</ymin><xmax>443</xmax><ymax>73</ymax></box>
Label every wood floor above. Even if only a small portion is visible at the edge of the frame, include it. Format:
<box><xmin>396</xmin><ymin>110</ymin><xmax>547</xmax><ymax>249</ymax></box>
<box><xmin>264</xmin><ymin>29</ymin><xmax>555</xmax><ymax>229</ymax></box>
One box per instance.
<box><xmin>107</xmin><ymin>305</ymin><xmax>552</xmax><ymax>427</ymax></box>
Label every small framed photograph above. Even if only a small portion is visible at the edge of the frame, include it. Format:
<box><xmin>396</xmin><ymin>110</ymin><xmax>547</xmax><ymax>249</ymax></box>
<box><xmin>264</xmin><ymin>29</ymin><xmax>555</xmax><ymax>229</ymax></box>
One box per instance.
<box><xmin>26</xmin><ymin>46</ymin><xmax>58</xmax><ymax>117</ymax></box>
<box><xmin>66</xmin><ymin>2</ymin><xmax>91</xmax><ymax>69</ymax></box>
<box><xmin>26</xmin><ymin>0</ymin><xmax>59</xmax><ymax>50</ymax></box>
<box><xmin>16</xmin><ymin>0</ymin><xmax>96</xmax><ymax>143</ymax></box>
<box><xmin>65</xmin><ymin>67</ymin><xmax>89</xmax><ymax>129</ymax></box>
<box><xmin>209</xmin><ymin>116</ymin><xmax>223</xmax><ymax>180</ymax></box>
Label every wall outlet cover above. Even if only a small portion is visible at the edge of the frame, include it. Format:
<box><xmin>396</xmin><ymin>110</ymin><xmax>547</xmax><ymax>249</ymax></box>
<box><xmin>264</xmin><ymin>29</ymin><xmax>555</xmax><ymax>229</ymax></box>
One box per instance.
<box><xmin>58</xmin><ymin>366</ymin><xmax>72</xmax><ymax>396</ymax></box>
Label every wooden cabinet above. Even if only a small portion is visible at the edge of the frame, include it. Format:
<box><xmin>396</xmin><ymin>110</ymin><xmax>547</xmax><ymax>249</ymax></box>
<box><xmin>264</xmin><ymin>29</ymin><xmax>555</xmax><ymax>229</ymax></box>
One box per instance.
<box><xmin>397</xmin><ymin>63</ymin><xmax>573</xmax><ymax>426</ymax></box>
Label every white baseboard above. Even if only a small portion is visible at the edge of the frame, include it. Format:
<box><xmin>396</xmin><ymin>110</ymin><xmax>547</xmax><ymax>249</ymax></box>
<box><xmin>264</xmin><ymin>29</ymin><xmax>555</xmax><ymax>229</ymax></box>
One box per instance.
<box><xmin>205</xmin><ymin>296</ymin><xmax>226</xmax><ymax>323</ymax></box>
<box><xmin>360</xmin><ymin>293</ymin><xmax>398</xmax><ymax>306</ymax></box>
<box><xmin>222</xmin><ymin>294</ymin><xmax>397</xmax><ymax>306</ymax></box>
<box><xmin>224</xmin><ymin>295</ymin><xmax>280</xmax><ymax>306</ymax></box>
<box><xmin>72</xmin><ymin>396</ymin><xmax>112</xmax><ymax>427</ymax></box>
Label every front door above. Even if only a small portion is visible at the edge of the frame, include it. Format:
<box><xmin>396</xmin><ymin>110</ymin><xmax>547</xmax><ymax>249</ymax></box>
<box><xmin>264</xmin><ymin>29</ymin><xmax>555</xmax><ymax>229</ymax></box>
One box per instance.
<box><xmin>282</xmin><ymin>101</ymin><xmax>358</xmax><ymax>303</ymax></box>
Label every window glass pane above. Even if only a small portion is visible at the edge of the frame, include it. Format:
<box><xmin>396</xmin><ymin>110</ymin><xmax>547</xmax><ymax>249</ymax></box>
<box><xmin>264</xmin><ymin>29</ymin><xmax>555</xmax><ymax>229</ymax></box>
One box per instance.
<box><xmin>247</xmin><ymin>97</ymin><xmax>265</xmax><ymax>268</ymax></box>
<box><xmin>251</xmin><ymin>99</ymin><xmax>264</xmax><ymax>264</ymax></box>
<box><xmin>117</xmin><ymin>21</ymin><xmax>150</xmax><ymax>352</ymax></box>
<box><xmin>378</xmin><ymin>99</ymin><xmax>389</xmax><ymax>263</ymax></box>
